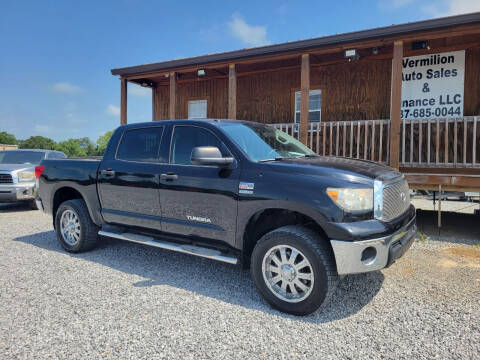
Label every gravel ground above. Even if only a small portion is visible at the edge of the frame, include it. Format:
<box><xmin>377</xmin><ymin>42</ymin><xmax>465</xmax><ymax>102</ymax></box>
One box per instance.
<box><xmin>0</xmin><ymin>203</ymin><xmax>479</xmax><ymax>359</ymax></box>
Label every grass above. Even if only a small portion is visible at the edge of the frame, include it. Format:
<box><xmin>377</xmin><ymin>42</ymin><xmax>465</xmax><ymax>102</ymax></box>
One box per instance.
<box><xmin>416</xmin><ymin>231</ymin><xmax>430</xmax><ymax>242</ymax></box>
<box><xmin>473</xmin><ymin>243</ymin><xmax>480</xmax><ymax>249</ymax></box>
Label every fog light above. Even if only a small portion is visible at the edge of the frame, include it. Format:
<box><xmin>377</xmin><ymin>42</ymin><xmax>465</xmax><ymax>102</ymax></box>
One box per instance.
<box><xmin>361</xmin><ymin>247</ymin><xmax>377</xmax><ymax>265</ymax></box>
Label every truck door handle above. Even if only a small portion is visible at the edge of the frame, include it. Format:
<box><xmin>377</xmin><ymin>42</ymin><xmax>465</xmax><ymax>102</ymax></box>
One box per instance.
<box><xmin>160</xmin><ymin>173</ymin><xmax>178</xmax><ymax>181</ymax></box>
<box><xmin>101</xmin><ymin>169</ymin><xmax>115</xmax><ymax>177</ymax></box>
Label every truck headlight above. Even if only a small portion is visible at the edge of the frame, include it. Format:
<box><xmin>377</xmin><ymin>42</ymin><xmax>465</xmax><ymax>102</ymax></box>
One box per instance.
<box><xmin>326</xmin><ymin>188</ymin><xmax>373</xmax><ymax>211</ymax></box>
<box><xmin>18</xmin><ymin>171</ymin><xmax>35</xmax><ymax>182</ymax></box>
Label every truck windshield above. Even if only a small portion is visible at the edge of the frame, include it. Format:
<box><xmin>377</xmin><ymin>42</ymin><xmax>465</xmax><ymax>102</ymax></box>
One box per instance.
<box><xmin>0</xmin><ymin>151</ymin><xmax>45</xmax><ymax>165</ymax></box>
<box><xmin>220</xmin><ymin>122</ymin><xmax>315</xmax><ymax>162</ymax></box>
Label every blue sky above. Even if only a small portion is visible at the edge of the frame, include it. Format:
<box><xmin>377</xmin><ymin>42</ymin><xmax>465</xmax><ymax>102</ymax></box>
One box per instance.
<box><xmin>1</xmin><ymin>0</ymin><xmax>478</xmax><ymax>142</ymax></box>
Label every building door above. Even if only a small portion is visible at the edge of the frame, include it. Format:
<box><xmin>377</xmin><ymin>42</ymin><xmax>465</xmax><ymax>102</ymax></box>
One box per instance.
<box><xmin>159</xmin><ymin>124</ymin><xmax>239</xmax><ymax>247</ymax></box>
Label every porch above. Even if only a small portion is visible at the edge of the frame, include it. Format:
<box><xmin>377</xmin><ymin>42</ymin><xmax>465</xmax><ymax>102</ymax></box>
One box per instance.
<box><xmin>111</xmin><ymin>12</ymin><xmax>480</xmax><ymax>192</ymax></box>
<box><xmin>272</xmin><ymin>116</ymin><xmax>480</xmax><ymax>191</ymax></box>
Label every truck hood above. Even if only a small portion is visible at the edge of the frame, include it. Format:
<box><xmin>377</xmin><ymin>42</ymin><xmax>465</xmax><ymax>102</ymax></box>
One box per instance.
<box><xmin>0</xmin><ymin>164</ymin><xmax>35</xmax><ymax>172</ymax></box>
<box><xmin>266</xmin><ymin>156</ymin><xmax>399</xmax><ymax>181</ymax></box>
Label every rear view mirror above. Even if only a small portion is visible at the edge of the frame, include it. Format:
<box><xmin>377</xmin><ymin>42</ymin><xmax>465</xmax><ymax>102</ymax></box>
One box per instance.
<box><xmin>191</xmin><ymin>146</ymin><xmax>234</xmax><ymax>167</ymax></box>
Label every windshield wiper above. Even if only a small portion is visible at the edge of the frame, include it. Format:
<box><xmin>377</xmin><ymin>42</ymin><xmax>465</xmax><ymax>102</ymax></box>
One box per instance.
<box><xmin>258</xmin><ymin>157</ymin><xmax>286</xmax><ymax>162</ymax></box>
<box><xmin>300</xmin><ymin>154</ymin><xmax>319</xmax><ymax>158</ymax></box>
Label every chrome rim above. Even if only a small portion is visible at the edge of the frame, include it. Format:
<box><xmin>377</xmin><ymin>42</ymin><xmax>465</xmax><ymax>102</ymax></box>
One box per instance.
<box><xmin>60</xmin><ymin>209</ymin><xmax>81</xmax><ymax>246</ymax></box>
<box><xmin>262</xmin><ymin>245</ymin><xmax>315</xmax><ymax>303</ymax></box>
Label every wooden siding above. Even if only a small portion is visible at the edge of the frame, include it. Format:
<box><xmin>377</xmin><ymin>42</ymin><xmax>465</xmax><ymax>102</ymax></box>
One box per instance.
<box><xmin>464</xmin><ymin>46</ymin><xmax>480</xmax><ymax>116</ymax></box>
<box><xmin>152</xmin><ymin>45</ymin><xmax>480</xmax><ymax>122</ymax></box>
<box><xmin>237</xmin><ymin>68</ymin><xmax>299</xmax><ymax>123</ymax></box>
<box><xmin>153</xmin><ymin>85</ymin><xmax>169</xmax><ymax>120</ymax></box>
<box><xmin>311</xmin><ymin>58</ymin><xmax>392</xmax><ymax>122</ymax></box>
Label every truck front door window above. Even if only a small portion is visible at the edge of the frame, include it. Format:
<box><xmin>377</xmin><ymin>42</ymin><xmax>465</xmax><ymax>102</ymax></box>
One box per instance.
<box><xmin>170</xmin><ymin>126</ymin><xmax>229</xmax><ymax>165</ymax></box>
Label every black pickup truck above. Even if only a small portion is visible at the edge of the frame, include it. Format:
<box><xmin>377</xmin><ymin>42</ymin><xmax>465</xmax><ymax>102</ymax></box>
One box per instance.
<box><xmin>36</xmin><ymin>120</ymin><xmax>416</xmax><ymax>315</ymax></box>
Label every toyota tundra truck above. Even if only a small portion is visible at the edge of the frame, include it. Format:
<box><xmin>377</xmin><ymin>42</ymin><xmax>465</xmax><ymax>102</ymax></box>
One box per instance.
<box><xmin>35</xmin><ymin>120</ymin><xmax>416</xmax><ymax>315</ymax></box>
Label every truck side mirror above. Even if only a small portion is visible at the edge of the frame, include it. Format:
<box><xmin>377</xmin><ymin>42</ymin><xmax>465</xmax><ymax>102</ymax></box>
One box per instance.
<box><xmin>190</xmin><ymin>146</ymin><xmax>234</xmax><ymax>167</ymax></box>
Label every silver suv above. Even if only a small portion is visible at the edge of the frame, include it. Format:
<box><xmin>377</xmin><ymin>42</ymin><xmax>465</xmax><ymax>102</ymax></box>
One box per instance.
<box><xmin>0</xmin><ymin>149</ymin><xmax>66</xmax><ymax>209</ymax></box>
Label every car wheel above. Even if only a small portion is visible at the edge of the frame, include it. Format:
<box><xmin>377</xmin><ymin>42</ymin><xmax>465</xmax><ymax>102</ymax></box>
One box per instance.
<box><xmin>251</xmin><ymin>225</ymin><xmax>338</xmax><ymax>316</ymax></box>
<box><xmin>55</xmin><ymin>199</ymin><xmax>99</xmax><ymax>253</ymax></box>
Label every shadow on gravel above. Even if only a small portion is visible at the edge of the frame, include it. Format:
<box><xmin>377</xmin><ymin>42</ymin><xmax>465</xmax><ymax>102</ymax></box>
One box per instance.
<box><xmin>416</xmin><ymin>210</ymin><xmax>480</xmax><ymax>246</ymax></box>
<box><xmin>0</xmin><ymin>202</ymin><xmax>35</xmax><ymax>213</ymax></box>
<box><xmin>14</xmin><ymin>230</ymin><xmax>384</xmax><ymax>323</ymax></box>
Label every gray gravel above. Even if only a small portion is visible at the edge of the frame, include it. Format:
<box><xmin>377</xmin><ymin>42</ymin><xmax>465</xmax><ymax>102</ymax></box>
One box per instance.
<box><xmin>1</xmin><ymin>203</ymin><xmax>479</xmax><ymax>359</ymax></box>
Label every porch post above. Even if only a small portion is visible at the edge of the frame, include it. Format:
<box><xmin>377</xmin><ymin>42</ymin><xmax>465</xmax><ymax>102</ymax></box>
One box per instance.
<box><xmin>120</xmin><ymin>77</ymin><xmax>127</xmax><ymax>125</ymax></box>
<box><xmin>152</xmin><ymin>86</ymin><xmax>157</xmax><ymax>121</ymax></box>
<box><xmin>169</xmin><ymin>72</ymin><xmax>176</xmax><ymax>120</ymax></box>
<box><xmin>228</xmin><ymin>64</ymin><xmax>237</xmax><ymax>119</ymax></box>
<box><xmin>300</xmin><ymin>53</ymin><xmax>310</xmax><ymax>145</ymax></box>
<box><xmin>389</xmin><ymin>40</ymin><xmax>403</xmax><ymax>169</ymax></box>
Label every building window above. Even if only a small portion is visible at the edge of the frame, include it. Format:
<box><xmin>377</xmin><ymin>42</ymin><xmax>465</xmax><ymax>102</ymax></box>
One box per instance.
<box><xmin>188</xmin><ymin>99</ymin><xmax>207</xmax><ymax>119</ymax></box>
<box><xmin>294</xmin><ymin>89</ymin><xmax>321</xmax><ymax>122</ymax></box>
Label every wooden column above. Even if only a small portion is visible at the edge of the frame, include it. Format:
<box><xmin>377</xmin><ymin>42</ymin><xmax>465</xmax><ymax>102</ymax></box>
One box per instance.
<box><xmin>228</xmin><ymin>64</ymin><xmax>237</xmax><ymax>119</ymax></box>
<box><xmin>120</xmin><ymin>77</ymin><xmax>127</xmax><ymax>125</ymax></box>
<box><xmin>169</xmin><ymin>72</ymin><xmax>176</xmax><ymax>120</ymax></box>
<box><xmin>152</xmin><ymin>87</ymin><xmax>157</xmax><ymax>121</ymax></box>
<box><xmin>300</xmin><ymin>54</ymin><xmax>310</xmax><ymax>145</ymax></box>
<box><xmin>389</xmin><ymin>40</ymin><xmax>403</xmax><ymax>169</ymax></box>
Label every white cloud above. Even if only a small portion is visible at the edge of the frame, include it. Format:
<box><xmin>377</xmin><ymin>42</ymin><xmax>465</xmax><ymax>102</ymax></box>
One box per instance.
<box><xmin>130</xmin><ymin>85</ymin><xmax>151</xmax><ymax>97</ymax></box>
<box><xmin>106</xmin><ymin>104</ymin><xmax>120</xmax><ymax>116</ymax></box>
<box><xmin>228</xmin><ymin>13</ymin><xmax>270</xmax><ymax>47</ymax></box>
<box><xmin>52</xmin><ymin>82</ymin><xmax>84</xmax><ymax>94</ymax></box>
<box><xmin>379</xmin><ymin>0</ymin><xmax>479</xmax><ymax>16</ymax></box>
<box><xmin>422</xmin><ymin>0</ymin><xmax>480</xmax><ymax>17</ymax></box>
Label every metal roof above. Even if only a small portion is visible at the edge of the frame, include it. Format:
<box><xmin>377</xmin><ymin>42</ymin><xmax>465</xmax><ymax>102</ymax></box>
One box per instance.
<box><xmin>111</xmin><ymin>12</ymin><xmax>480</xmax><ymax>77</ymax></box>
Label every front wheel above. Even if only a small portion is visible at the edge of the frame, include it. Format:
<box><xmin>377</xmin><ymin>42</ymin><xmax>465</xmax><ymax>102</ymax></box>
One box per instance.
<box><xmin>55</xmin><ymin>199</ymin><xmax>99</xmax><ymax>253</ymax></box>
<box><xmin>251</xmin><ymin>225</ymin><xmax>338</xmax><ymax>315</ymax></box>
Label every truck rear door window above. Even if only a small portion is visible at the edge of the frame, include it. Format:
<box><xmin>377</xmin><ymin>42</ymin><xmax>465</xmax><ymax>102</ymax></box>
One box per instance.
<box><xmin>116</xmin><ymin>127</ymin><xmax>164</xmax><ymax>162</ymax></box>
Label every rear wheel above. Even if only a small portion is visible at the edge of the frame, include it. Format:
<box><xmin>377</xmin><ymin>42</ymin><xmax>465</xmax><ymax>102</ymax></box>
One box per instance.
<box><xmin>55</xmin><ymin>199</ymin><xmax>99</xmax><ymax>253</ymax></box>
<box><xmin>251</xmin><ymin>225</ymin><xmax>338</xmax><ymax>315</ymax></box>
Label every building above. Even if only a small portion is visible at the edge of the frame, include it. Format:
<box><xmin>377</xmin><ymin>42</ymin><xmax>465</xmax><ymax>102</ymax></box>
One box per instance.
<box><xmin>0</xmin><ymin>144</ymin><xmax>18</xmax><ymax>151</ymax></box>
<box><xmin>111</xmin><ymin>12</ymin><xmax>480</xmax><ymax>193</ymax></box>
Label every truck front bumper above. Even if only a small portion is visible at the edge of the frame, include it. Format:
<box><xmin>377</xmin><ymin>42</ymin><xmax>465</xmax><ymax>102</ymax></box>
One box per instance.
<box><xmin>330</xmin><ymin>214</ymin><xmax>416</xmax><ymax>275</ymax></box>
<box><xmin>0</xmin><ymin>183</ymin><xmax>36</xmax><ymax>202</ymax></box>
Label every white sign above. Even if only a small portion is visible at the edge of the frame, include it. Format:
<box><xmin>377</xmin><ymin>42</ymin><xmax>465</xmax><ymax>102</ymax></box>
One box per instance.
<box><xmin>401</xmin><ymin>50</ymin><xmax>465</xmax><ymax>119</ymax></box>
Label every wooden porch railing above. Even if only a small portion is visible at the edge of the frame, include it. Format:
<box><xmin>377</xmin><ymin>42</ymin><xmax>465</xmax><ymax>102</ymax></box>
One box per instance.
<box><xmin>272</xmin><ymin>116</ymin><xmax>480</xmax><ymax>168</ymax></box>
<box><xmin>273</xmin><ymin>120</ymin><xmax>390</xmax><ymax>164</ymax></box>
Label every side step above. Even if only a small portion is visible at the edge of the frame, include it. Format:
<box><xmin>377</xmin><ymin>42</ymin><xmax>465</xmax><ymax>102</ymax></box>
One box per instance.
<box><xmin>98</xmin><ymin>230</ymin><xmax>238</xmax><ymax>265</ymax></box>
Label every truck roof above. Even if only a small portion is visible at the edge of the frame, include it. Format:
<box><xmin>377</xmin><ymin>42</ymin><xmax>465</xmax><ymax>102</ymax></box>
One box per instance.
<box><xmin>120</xmin><ymin>119</ymin><xmax>259</xmax><ymax>129</ymax></box>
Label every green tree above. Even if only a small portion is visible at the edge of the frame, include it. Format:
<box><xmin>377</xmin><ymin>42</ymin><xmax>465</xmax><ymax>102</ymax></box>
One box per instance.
<box><xmin>55</xmin><ymin>138</ymin><xmax>87</xmax><ymax>157</ymax></box>
<box><xmin>95</xmin><ymin>130</ymin><xmax>114</xmax><ymax>155</ymax></box>
<box><xmin>77</xmin><ymin>137</ymin><xmax>96</xmax><ymax>156</ymax></box>
<box><xmin>0</xmin><ymin>131</ymin><xmax>17</xmax><ymax>145</ymax></box>
<box><xmin>18</xmin><ymin>136</ymin><xmax>56</xmax><ymax>149</ymax></box>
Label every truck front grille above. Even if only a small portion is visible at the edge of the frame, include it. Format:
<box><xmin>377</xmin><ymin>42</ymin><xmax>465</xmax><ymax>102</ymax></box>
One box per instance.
<box><xmin>0</xmin><ymin>174</ymin><xmax>13</xmax><ymax>184</ymax></box>
<box><xmin>382</xmin><ymin>178</ymin><xmax>410</xmax><ymax>222</ymax></box>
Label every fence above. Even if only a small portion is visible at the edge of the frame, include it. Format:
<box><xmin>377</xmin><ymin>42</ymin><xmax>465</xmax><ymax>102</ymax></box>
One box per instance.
<box><xmin>272</xmin><ymin>116</ymin><xmax>480</xmax><ymax>168</ymax></box>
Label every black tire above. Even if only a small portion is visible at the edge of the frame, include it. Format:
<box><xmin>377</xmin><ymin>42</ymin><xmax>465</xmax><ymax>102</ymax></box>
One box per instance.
<box><xmin>250</xmin><ymin>225</ymin><xmax>338</xmax><ymax>316</ymax></box>
<box><xmin>55</xmin><ymin>199</ymin><xmax>99</xmax><ymax>253</ymax></box>
<box><xmin>28</xmin><ymin>199</ymin><xmax>38</xmax><ymax>210</ymax></box>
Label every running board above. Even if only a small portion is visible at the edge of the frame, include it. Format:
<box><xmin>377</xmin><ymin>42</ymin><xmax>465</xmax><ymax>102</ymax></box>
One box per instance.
<box><xmin>98</xmin><ymin>230</ymin><xmax>238</xmax><ymax>265</ymax></box>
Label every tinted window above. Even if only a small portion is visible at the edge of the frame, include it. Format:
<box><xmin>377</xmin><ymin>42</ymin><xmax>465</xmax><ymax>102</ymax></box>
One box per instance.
<box><xmin>170</xmin><ymin>126</ymin><xmax>228</xmax><ymax>165</ymax></box>
<box><xmin>116</xmin><ymin>127</ymin><xmax>164</xmax><ymax>162</ymax></box>
<box><xmin>0</xmin><ymin>151</ymin><xmax>45</xmax><ymax>164</ymax></box>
